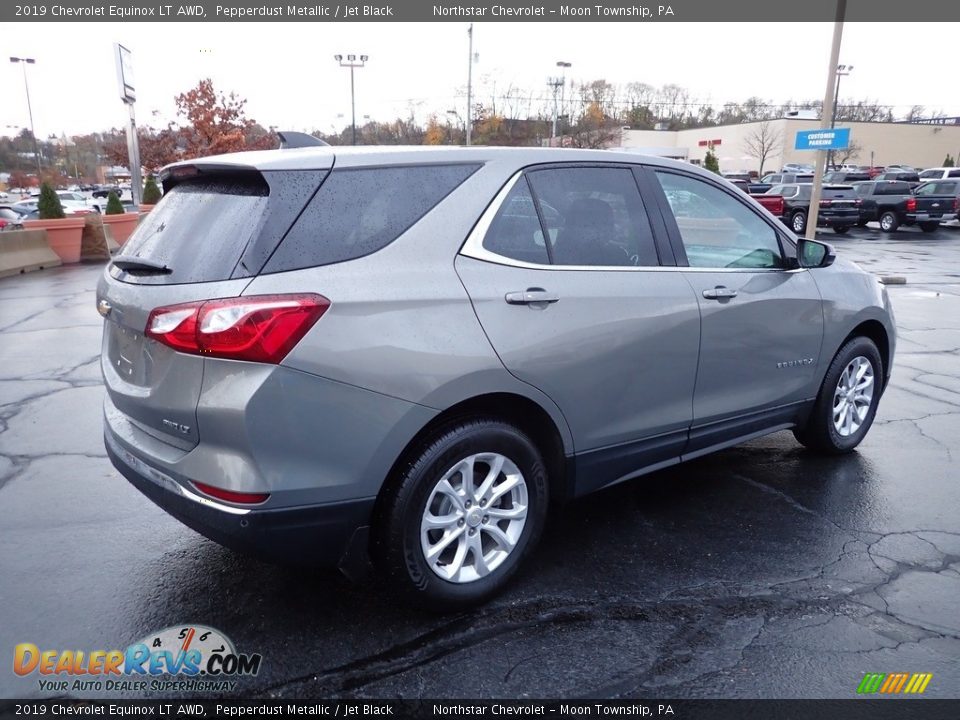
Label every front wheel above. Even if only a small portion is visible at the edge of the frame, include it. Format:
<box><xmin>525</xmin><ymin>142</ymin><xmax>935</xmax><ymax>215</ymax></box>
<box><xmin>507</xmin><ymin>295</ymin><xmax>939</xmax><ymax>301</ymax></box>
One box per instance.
<box><xmin>372</xmin><ymin>419</ymin><xmax>548</xmax><ymax>609</ymax></box>
<box><xmin>919</xmin><ymin>222</ymin><xmax>939</xmax><ymax>233</ymax></box>
<box><xmin>794</xmin><ymin>337</ymin><xmax>883</xmax><ymax>454</ymax></box>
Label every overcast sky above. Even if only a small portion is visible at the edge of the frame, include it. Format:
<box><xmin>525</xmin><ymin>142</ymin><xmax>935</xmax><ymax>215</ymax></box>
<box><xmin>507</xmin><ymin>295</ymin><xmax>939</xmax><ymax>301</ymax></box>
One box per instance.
<box><xmin>2</xmin><ymin>22</ymin><xmax>953</xmax><ymax>140</ymax></box>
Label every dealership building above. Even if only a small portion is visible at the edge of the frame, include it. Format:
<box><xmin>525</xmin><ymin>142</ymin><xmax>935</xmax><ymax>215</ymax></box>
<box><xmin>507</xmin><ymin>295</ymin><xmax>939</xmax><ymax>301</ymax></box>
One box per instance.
<box><xmin>618</xmin><ymin>117</ymin><xmax>960</xmax><ymax>173</ymax></box>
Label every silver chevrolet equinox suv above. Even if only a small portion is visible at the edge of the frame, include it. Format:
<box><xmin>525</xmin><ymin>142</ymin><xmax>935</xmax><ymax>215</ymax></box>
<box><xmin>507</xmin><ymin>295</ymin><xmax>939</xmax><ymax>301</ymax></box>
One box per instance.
<box><xmin>99</xmin><ymin>143</ymin><xmax>895</xmax><ymax>608</ymax></box>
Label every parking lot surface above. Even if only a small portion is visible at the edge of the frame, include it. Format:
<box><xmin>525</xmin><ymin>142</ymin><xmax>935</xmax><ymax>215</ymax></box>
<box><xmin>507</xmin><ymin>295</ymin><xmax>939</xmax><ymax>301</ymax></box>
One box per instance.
<box><xmin>1</xmin><ymin>223</ymin><xmax>958</xmax><ymax>699</ymax></box>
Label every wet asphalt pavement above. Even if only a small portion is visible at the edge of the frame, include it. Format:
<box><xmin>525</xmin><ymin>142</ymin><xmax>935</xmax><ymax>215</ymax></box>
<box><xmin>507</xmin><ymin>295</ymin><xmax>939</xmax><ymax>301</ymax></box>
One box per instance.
<box><xmin>1</xmin><ymin>223</ymin><xmax>959</xmax><ymax>700</ymax></box>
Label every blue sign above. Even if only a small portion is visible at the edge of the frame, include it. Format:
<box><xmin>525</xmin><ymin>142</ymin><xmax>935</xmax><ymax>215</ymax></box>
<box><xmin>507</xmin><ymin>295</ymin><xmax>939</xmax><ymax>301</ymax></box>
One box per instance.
<box><xmin>795</xmin><ymin>128</ymin><xmax>850</xmax><ymax>151</ymax></box>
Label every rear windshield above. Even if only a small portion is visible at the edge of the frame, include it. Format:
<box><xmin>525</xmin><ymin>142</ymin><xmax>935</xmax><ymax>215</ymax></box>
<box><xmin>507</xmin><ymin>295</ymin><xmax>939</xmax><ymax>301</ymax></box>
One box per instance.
<box><xmin>919</xmin><ymin>170</ymin><xmax>942</xmax><ymax>179</ymax></box>
<box><xmin>119</xmin><ymin>176</ymin><xmax>269</xmax><ymax>284</ymax></box>
<box><xmin>262</xmin><ymin>164</ymin><xmax>480</xmax><ymax>274</ymax></box>
<box><xmin>823</xmin><ymin>188</ymin><xmax>857</xmax><ymax>199</ymax></box>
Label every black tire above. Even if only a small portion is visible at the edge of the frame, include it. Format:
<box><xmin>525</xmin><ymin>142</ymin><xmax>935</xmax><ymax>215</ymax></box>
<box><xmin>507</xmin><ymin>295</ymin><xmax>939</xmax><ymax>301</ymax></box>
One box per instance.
<box><xmin>919</xmin><ymin>222</ymin><xmax>939</xmax><ymax>233</ymax></box>
<box><xmin>794</xmin><ymin>337</ymin><xmax>883</xmax><ymax>455</ymax></box>
<box><xmin>856</xmin><ymin>219</ymin><xmax>869</xmax><ymax>228</ymax></box>
<box><xmin>879</xmin><ymin>210</ymin><xmax>900</xmax><ymax>233</ymax></box>
<box><xmin>833</xmin><ymin>226</ymin><xmax>850</xmax><ymax>235</ymax></box>
<box><xmin>372</xmin><ymin>418</ymin><xmax>548</xmax><ymax>610</ymax></box>
<box><xmin>791</xmin><ymin>210</ymin><xmax>807</xmax><ymax>234</ymax></box>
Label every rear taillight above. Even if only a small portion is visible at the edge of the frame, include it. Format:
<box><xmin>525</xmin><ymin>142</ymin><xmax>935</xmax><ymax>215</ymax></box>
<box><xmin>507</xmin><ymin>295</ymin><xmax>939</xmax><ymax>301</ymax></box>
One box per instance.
<box><xmin>954</xmin><ymin>198</ymin><xmax>959</xmax><ymax>212</ymax></box>
<box><xmin>192</xmin><ymin>481</ymin><xmax>269</xmax><ymax>505</ymax></box>
<box><xmin>145</xmin><ymin>294</ymin><xmax>329</xmax><ymax>364</ymax></box>
<box><xmin>906</xmin><ymin>197</ymin><xmax>917</xmax><ymax>212</ymax></box>
<box><xmin>854</xmin><ymin>199</ymin><xmax>862</xmax><ymax>206</ymax></box>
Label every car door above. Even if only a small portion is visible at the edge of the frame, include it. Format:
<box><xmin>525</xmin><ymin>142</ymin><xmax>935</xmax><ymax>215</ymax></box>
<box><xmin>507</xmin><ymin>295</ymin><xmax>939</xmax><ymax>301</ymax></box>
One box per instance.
<box><xmin>647</xmin><ymin>168</ymin><xmax>824</xmax><ymax>454</ymax></box>
<box><xmin>456</xmin><ymin>164</ymin><xmax>701</xmax><ymax>495</ymax></box>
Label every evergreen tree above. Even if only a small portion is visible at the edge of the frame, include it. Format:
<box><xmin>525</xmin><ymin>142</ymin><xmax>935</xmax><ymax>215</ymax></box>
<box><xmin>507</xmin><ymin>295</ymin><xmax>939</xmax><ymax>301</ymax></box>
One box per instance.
<box><xmin>37</xmin><ymin>183</ymin><xmax>66</xmax><ymax>220</ymax></box>
<box><xmin>703</xmin><ymin>149</ymin><xmax>720</xmax><ymax>174</ymax></box>
<box><xmin>141</xmin><ymin>175</ymin><xmax>162</xmax><ymax>205</ymax></box>
<box><xmin>105</xmin><ymin>191</ymin><xmax>124</xmax><ymax>215</ymax></box>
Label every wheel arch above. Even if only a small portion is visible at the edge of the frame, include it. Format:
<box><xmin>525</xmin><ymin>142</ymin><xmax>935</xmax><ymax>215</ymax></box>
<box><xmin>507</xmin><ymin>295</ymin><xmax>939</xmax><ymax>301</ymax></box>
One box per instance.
<box><xmin>841</xmin><ymin>319</ymin><xmax>891</xmax><ymax>389</ymax></box>
<box><xmin>374</xmin><ymin>392</ymin><xmax>572</xmax><ymax>522</ymax></box>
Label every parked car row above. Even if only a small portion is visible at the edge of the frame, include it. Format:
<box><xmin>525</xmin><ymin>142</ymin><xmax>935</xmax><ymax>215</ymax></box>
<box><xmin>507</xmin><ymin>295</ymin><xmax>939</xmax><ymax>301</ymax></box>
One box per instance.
<box><xmin>725</xmin><ymin>172</ymin><xmax>960</xmax><ymax>234</ymax></box>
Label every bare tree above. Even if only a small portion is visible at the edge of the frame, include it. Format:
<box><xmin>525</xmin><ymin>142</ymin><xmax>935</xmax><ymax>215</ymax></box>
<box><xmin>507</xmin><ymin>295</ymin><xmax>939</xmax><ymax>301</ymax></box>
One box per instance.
<box><xmin>833</xmin><ymin>140</ymin><xmax>863</xmax><ymax>166</ymax></box>
<box><xmin>742</xmin><ymin>121</ymin><xmax>784</xmax><ymax>175</ymax></box>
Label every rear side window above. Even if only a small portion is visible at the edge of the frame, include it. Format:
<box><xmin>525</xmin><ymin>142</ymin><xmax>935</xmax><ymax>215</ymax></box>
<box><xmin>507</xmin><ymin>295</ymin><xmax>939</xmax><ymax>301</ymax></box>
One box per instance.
<box><xmin>264</xmin><ymin>164</ymin><xmax>479</xmax><ymax>273</ymax></box>
<box><xmin>120</xmin><ymin>176</ymin><xmax>269</xmax><ymax>284</ymax></box>
<box><xmin>482</xmin><ymin>177</ymin><xmax>550</xmax><ymax>265</ymax></box>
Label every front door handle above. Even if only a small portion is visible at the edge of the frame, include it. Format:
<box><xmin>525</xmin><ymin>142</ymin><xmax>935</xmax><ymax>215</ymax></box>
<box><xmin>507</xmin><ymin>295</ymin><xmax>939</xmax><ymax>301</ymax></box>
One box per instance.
<box><xmin>702</xmin><ymin>286</ymin><xmax>738</xmax><ymax>300</ymax></box>
<box><xmin>505</xmin><ymin>288</ymin><xmax>560</xmax><ymax>305</ymax></box>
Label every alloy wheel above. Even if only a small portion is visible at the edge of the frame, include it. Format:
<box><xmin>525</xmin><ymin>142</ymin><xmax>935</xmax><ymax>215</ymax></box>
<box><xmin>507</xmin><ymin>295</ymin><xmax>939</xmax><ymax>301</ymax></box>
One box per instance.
<box><xmin>420</xmin><ymin>453</ymin><xmax>528</xmax><ymax>583</ymax></box>
<box><xmin>832</xmin><ymin>356</ymin><xmax>875</xmax><ymax>437</ymax></box>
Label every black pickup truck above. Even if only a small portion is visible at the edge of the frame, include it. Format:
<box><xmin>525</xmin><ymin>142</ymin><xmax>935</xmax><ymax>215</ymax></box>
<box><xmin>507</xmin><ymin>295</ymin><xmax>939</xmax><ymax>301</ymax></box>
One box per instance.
<box><xmin>767</xmin><ymin>183</ymin><xmax>859</xmax><ymax>234</ymax></box>
<box><xmin>853</xmin><ymin>180</ymin><xmax>958</xmax><ymax>232</ymax></box>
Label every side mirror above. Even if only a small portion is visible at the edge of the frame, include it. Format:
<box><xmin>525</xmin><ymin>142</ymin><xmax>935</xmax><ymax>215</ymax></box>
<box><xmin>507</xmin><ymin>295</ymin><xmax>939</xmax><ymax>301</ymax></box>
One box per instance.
<box><xmin>798</xmin><ymin>238</ymin><xmax>836</xmax><ymax>268</ymax></box>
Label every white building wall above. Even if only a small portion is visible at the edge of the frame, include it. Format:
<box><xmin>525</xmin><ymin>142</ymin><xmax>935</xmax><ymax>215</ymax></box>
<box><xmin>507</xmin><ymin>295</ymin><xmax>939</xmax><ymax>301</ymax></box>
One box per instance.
<box><xmin>619</xmin><ymin>120</ymin><xmax>960</xmax><ymax>173</ymax></box>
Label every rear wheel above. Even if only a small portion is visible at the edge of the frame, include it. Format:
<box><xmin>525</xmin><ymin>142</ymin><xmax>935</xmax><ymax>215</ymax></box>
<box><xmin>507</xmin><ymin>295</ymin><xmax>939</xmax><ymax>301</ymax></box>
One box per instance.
<box><xmin>879</xmin><ymin>211</ymin><xmax>900</xmax><ymax>233</ymax></box>
<box><xmin>856</xmin><ymin>219</ymin><xmax>869</xmax><ymax>227</ymax></box>
<box><xmin>833</xmin><ymin>226</ymin><xmax>850</xmax><ymax>235</ymax></box>
<box><xmin>919</xmin><ymin>222</ymin><xmax>939</xmax><ymax>233</ymax></box>
<box><xmin>791</xmin><ymin>210</ymin><xmax>807</xmax><ymax>234</ymax></box>
<box><xmin>372</xmin><ymin>418</ymin><xmax>548</xmax><ymax>609</ymax></box>
<box><xmin>794</xmin><ymin>337</ymin><xmax>882</xmax><ymax>454</ymax></box>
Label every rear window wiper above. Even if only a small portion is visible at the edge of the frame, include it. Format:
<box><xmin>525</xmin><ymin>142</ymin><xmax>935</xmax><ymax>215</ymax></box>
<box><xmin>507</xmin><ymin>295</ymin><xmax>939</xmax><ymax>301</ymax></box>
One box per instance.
<box><xmin>111</xmin><ymin>256</ymin><xmax>172</xmax><ymax>274</ymax></box>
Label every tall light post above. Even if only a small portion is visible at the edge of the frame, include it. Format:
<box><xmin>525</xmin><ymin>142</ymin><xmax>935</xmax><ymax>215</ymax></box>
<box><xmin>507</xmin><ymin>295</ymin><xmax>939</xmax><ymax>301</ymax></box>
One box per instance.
<box><xmin>334</xmin><ymin>54</ymin><xmax>368</xmax><ymax>145</ymax></box>
<box><xmin>465</xmin><ymin>24</ymin><xmax>475</xmax><ymax>146</ymax></box>
<box><xmin>9</xmin><ymin>57</ymin><xmax>42</xmax><ymax>177</ymax></box>
<box><xmin>556</xmin><ymin>61</ymin><xmax>572</xmax><ymax>139</ymax></box>
<box><xmin>828</xmin><ymin>63</ymin><xmax>853</xmax><ymax>168</ymax></box>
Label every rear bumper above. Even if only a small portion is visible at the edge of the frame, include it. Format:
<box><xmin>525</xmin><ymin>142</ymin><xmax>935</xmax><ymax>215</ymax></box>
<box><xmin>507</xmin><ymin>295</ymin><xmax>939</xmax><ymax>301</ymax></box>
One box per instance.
<box><xmin>906</xmin><ymin>212</ymin><xmax>956</xmax><ymax>223</ymax></box>
<box><xmin>105</xmin><ymin>427</ymin><xmax>374</xmax><ymax>567</ymax></box>
<box><xmin>817</xmin><ymin>212</ymin><xmax>858</xmax><ymax>228</ymax></box>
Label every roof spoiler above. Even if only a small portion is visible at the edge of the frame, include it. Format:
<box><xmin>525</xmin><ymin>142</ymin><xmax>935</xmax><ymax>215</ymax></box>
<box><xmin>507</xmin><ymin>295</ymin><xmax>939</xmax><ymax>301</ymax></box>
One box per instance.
<box><xmin>277</xmin><ymin>131</ymin><xmax>329</xmax><ymax>149</ymax></box>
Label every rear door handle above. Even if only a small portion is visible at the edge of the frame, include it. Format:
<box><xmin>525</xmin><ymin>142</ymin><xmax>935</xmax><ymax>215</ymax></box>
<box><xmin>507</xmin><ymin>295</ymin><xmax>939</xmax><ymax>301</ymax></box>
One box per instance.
<box><xmin>702</xmin><ymin>286</ymin><xmax>738</xmax><ymax>300</ymax></box>
<box><xmin>505</xmin><ymin>289</ymin><xmax>560</xmax><ymax>305</ymax></box>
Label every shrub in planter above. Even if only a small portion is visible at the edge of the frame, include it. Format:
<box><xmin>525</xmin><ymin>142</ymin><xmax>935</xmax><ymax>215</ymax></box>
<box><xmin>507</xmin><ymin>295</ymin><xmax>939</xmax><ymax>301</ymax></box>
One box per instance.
<box><xmin>101</xmin><ymin>190</ymin><xmax>139</xmax><ymax>246</ymax></box>
<box><xmin>24</xmin><ymin>182</ymin><xmax>84</xmax><ymax>263</ymax></box>
<box><xmin>142</xmin><ymin>175</ymin><xmax>162</xmax><ymax>206</ymax></box>
<box><xmin>105</xmin><ymin>191</ymin><xmax>125</xmax><ymax>215</ymax></box>
<box><xmin>38</xmin><ymin>183</ymin><xmax>66</xmax><ymax>219</ymax></box>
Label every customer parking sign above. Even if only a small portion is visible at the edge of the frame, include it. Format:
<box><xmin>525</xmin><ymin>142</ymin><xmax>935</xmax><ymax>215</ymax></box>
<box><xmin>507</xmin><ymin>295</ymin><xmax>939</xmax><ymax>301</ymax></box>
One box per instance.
<box><xmin>795</xmin><ymin>128</ymin><xmax>851</xmax><ymax>150</ymax></box>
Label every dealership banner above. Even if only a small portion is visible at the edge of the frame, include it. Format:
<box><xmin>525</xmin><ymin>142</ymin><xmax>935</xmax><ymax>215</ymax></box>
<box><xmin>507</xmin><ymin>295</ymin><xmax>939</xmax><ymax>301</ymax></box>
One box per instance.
<box><xmin>2</xmin><ymin>700</ymin><xmax>960</xmax><ymax>718</ymax></box>
<box><xmin>3</xmin><ymin>0</ymin><xmax>960</xmax><ymax>22</ymax></box>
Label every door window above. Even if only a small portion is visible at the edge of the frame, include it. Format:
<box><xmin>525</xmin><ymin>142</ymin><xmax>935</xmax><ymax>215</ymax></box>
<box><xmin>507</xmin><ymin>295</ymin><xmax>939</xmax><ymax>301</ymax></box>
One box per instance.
<box><xmin>526</xmin><ymin>167</ymin><xmax>659</xmax><ymax>267</ymax></box>
<box><xmin>656</xmin><ymin>172</ymin><xmax>784</xmax><ymax>270</ymax></box>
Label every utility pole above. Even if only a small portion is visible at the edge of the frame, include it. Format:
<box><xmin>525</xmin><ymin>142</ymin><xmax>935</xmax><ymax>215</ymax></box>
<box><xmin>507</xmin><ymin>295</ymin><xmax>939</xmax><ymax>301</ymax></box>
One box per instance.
<box><xmin>547</xmin><ymin>77</ymin><xmax>564</xmax><ymax>142</ymax></box>
<box><xmin>805</xmin><ymin>0</ymin><xmax>846</xmax><ymax>241</ymax></box>
<box><xmin>466</xmin><ymin>23</ymin><xmax>474</xmax><ymax>146</ymax></box>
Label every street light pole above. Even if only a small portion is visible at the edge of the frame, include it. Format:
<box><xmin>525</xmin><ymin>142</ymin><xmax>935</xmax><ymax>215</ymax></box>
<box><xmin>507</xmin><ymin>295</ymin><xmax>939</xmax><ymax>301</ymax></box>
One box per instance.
<box><xmin>828</xmin><ymin>64</ymin><xmax>852</xmax><ymax>169</ymax></box>
<box><xmin>334</xmin><ymin>54</ymin><xmax>368</xmax><ymax>145</ymax></box>
<box><xmin>10</xmin><ymin>57</ymin><xmax>42</xmax><ymax>178</ymax></box>
<box><xmin>466</xmin><ymin>23</ymin><xmax>474</xmax><ymax>146</ymax></box>
<box><xmin>556</xmin><ymin>61</ymin><xmax>572</xmax><ymax>141</ymax></box>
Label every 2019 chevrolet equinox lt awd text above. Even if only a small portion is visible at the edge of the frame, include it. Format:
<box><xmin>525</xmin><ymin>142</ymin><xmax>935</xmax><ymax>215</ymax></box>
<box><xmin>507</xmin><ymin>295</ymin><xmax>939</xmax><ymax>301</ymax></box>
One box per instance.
<box><xmin>99</xmin><ymin>144</ymin><xmax>895</xmax><ymax>608</ymax></box>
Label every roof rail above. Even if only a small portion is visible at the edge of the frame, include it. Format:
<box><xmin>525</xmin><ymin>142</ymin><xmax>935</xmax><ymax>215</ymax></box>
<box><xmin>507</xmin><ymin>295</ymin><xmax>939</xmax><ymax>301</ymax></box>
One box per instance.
<box><xmin>277</xmin><ymin>131</ymin><xmax>329</xmax><ymax>149</ymax></box>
